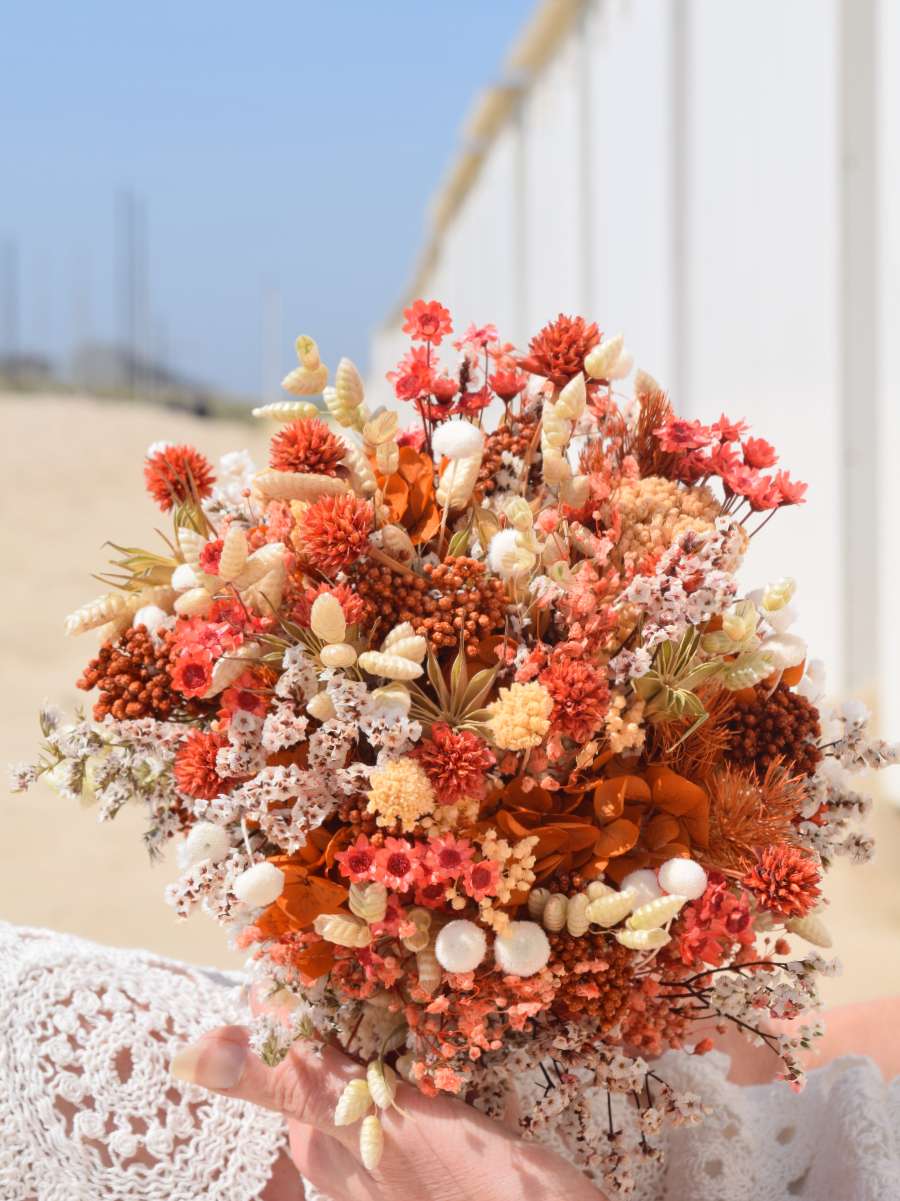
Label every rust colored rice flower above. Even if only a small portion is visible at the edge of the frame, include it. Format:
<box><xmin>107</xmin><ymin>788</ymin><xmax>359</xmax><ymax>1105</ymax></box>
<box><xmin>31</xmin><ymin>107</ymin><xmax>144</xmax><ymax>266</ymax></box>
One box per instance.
<box><xmin>519</xmin><ymin>314</ymin><xmax>600</xmax><ymax>386</ymax></box>
<box><xmin>269</xmin><ymin>418</ymin><xmax>346</xmax><ymax>476</ymax></box>
<box><xmin>297</xmin><ymin>494</ymin><xmax>373</xmax><ymax>575</ymax></box>
<box><xmin>174</xmin><ymin>729</ymin><xmax>233</xmax><ymax>799</ymax></box>
<box><xmin>538</xmin><ymin>648</ymin><xmax>610</xmax><ymax>743</ymax></box>
<box><xmin>413</xmin><ymin>723</ymin><xmax>496</xmax><ymax>806</ymax></box>
<box><xmin>743</xmin><ymin>844</ymin><xmax>821</xmax><ymax>917</ymax></box>
<box><xmin>144</xmin><ymin>444</ymin><xmax>215</xmax><ymax>512</ymax></box>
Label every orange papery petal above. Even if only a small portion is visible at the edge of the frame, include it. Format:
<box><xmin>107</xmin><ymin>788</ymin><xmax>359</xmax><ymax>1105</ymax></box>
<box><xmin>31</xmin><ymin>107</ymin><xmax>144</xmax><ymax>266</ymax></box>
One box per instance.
<box><xmin>644</xmin><ymin>814</ymin><xmax>681</xmax><ymax>851</ymax></box>
<box><xmin>278</xmin><ymin>876</ymin><xmax>349</xmax><ymax>927</ymax></box>
<box><xmin>645</xmin><ymin>766</ymin><xmax>707</xmax><ymax>816</ymax></box>
<box><xmin>594</xmin><ymin>818</ymin><xmax>640</xmax><ymax>860</ymax></box>
<box><xmin>593</xmin><ymin>775</ymin><xmax>650</xmax><ymax>820</ymax></box>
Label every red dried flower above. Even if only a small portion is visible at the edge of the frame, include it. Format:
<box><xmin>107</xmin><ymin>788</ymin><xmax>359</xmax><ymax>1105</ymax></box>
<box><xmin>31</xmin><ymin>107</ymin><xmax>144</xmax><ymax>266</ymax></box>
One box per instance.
<box><xmin>518</xmin><ymin>314</ymin><xmax>600</xmax><ymax>387</ymax></box>
<box><xmin>402</xmin><ymin>299</ymin><xmax>453</xmax><ymax>345</ymax></box>
<box><xmin>387</xmin><ymin>345</ymin><xmax>435</xmax><ymax>401</ymax></box>
<box><xmin>538</xmin><ymin>648</ymin><xmax>610</xmax><ymax>743</ymax></box>
<box><xmin>170</xmin><ymin>648</ymin><xmax>214</xmax><ymax>698</ymax></box>
<box><xmin>774</xmin><ymin>470</ymin><xmax>807</xmax><ymax>506</ymax></box>
<box><xmin>297</xmin><ymin>494</ymin><xmax>373</xmax><ymax>575</ymax></box>
<box><xmin>742</xmin><ymin>436</ymin><xmax>778</xmax><ymax>469</ymax></box>
<box><xmin>463</xmin><ymin>858</ymin><xmax>501</xmax><ymax>902</ymax></box>
<box><xmin>489</xmin><ymin>369</ymin><xmax>527</xmax><ymax>401</ymax></box>
<box><xmin>654</xmin><ymin>418</ymin><xmax>712</xmax><ymax>453</ymax></box>
<box><xmin>269</xmin><ymin>418</ymin><xmax>345</xmax><ymax>476</ymax></box>
<box><xmin>743</xmin><ymin>845</ymin><xmax>821</xmax><ymax>917</ymax></box>
<box><xmin>174</xmin><ymin>730</ymin><xmax>234</xmax><ymax>798</ymax></box>
<box><xmin>413</xmin><ymin>723</ymin><xmax>495</xmax><ymax>806</ymax></box>
<box><xmin>144</xmin><ymin>444</ymin><xmax>215</xmax><ymax>512</ymax></box>
<box><xmin>199</xmin><ymin>539</ymin><xmax>224</xmax><ymax>575</ymax></box>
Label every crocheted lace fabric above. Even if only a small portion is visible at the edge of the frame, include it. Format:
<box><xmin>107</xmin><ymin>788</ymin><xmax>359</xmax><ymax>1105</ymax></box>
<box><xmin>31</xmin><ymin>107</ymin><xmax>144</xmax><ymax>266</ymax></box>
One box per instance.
<box><xmin>2</xmin><ymin>921</ymin><xmax>899</xmax><ymax>1201</ymax></box>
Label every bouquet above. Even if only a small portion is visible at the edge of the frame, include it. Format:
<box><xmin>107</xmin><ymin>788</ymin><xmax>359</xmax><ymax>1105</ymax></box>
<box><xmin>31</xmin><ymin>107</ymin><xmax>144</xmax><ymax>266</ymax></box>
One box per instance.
<box><xmin>15</xmin><ymin>304</ymin><xmax>898</xmax><ymax>1193</ymax></box>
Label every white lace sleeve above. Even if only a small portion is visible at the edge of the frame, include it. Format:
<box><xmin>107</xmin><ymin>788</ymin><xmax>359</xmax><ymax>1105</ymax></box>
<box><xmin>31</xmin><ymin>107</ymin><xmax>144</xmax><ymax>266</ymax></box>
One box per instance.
<box><xmin>0</xmin><ymin>922</ymin><xmax>291</xmax><ymax>1201</ymax></box>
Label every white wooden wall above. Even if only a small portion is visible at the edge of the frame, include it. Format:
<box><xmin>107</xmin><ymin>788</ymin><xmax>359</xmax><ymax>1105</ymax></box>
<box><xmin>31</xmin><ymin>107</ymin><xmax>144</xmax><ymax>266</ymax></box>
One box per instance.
<box><xmin>369</xmin><ymin>0</ymin><xmax>898</xmax><ymax>717</ymax></box>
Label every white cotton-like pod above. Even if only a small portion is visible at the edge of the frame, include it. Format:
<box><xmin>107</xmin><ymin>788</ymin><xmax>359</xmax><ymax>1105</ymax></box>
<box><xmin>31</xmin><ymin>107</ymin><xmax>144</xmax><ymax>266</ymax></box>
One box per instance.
<box><xmin>174</xmin><ymin>586</ymin><xmax>214</xmax><ymax>617</ymax></box>
<box><xmin>555</xmin><ymin>372</ymin><xmax>587</xmax><ymax>420</ymax></box>
<box><xmin>176</xmin><ymin>526</ymin><xmax>207</xmax><ymax>565</ymax></box>
<box><xmin>371</xmin><ymin>684</ymin><xmax>412</xmax><ymax>717</ymax></box>
<box><xmin>359</xmin><ymin>1114</ymin><xmax>384</xmax><ymax>1171</ymax></box>
<box><xmin>253</xmin><ymin>468</ymin><xmax>348</xmax><ymax>503</ymax></box>
<box><xmin>432</xmin><ymin>420</ymin><xmax>485</xmax><ymax>461</ymax></box>
<box><xmin>415</xmin><ymin>943</ymin><xmax>441</xmax><ymax>993</ymax></box>
<box><xmin>494</xmin><ymin>921</ymin><xmax>551</xmax><ymax>978</ymax></box>
<box><xmin>310</xmin><ymin>593</ymin><xmax>347</xmax><ymax>644</ymax></box>
<box><xmin>565</xmin><ymin>892</ymin><xmax>591</xmax><ymax>937</ymax></box>
<box><xmin>251</xmin><ymin>399</ymin><xmax>320</xmax><ymax>421</ymax></box>
<box><xmin>615</xmin><ymin>927</ymin><xmax>671</xmax><ymax>952</ymax></box>
<box><xmin>487</xmin><ymin>528</ymin><xmax>534</xmax><ymax>579</ymax></box>
<box><xmin>171</xmin><ymin>562</ymin><xmax>200</xmax><ymax>592</ymax></box>
<box><xmin>313</xmin><ymin>913</ymin><xmax>372</xmax><ymax>948</ymax></box>
<box><xmin>132</xmin><ymin>604</ymin><xmax>169</xmax><ymax>635</ymax></box>
<box><xmin>218</xmin><ymin>525</ymin><xmax>249</xmax><ymax>582</ymax></box>
<box><xmin>335</xmin><ymin>356</ymin><xmax>365</xmax><ymax>413</ymax></box>
<box><xmin>334</xmin><ymin>1078</ymin><xmax>372</xmax><ymax>1126</ymax></box>
<box><xmin>357</xmin><ymin>651</ymin><xmax>424</xmax><ymax>681</ymax></box>
<box><xmin>182</xmin><ymin>822</ymin><xmax>231</xmax><ymax>865</ymax></box>
<box><xmin>65</xmin><ymin>592</ymin><xmax>126</xmax><ymax>636</ymax></box>
<box><xmin>366</xmin><ymin>1061</ymin><xmax>398</xmax><ymax>1110</ymax></box>
<box><xmin>349</xmin><ymin>881</ymin><xmax>388</xmax><ymax>924</ymax></box>
<box><xmin>657</xmin><ymin>858</ymin><xmax>708</xmax><ymax>901</ymax></box>
<box><xmin>435</xmin><ymin>919</ymin><xmax>487</xmax><ymax>973</ymax></box>
<box><xmin>786</xmin><ymin>913</ymin><xmax>833</xmax><ymax>948</ymax></box>
<box><xmin>527</xmin><ymin>887</ymin><xmax>551</xmax><ymax>920</ymax></box>
<box><xmin>584</xmin><ymin>334</ymin><xmax>625</xmax><ymax>381</ymax></box>
<box><xmin>627</xmin><ymin>894</ymin><xmax>687</xmax><ymax>931</ymax></box>
<box><xmin>540</xmin><ymin>893</ymin><xmax>569</xmax><ymax>932</ymax></box>
<box><xmin>620</xmin><ymin>869</ymin><xmax>663</xmax><ymax>906</ymax></box>
<box><xmin>585</xmin><ymin>888</ymin><xmax>638</xmax><ymax>929</ymax></box>
<box><xmin>319</xmin><ymin>642</ymin><xmax>357</xmax><ymax>668</ymax></box>
<box><xmin>203</xmin><ymin>641</ymin><xmax>262</xmax><ymax>698</ymax></box>
<box><xmin>341</xmin><ymin>444</ymin><xmax>378</xmax><ymax>496</ymax></box>
<box><xmin>307</xmin><ymin>691</ymin><xmax>337</xmax><ymax>722</ymax></box>
<box><xmin>233</xmin><ymin>862</ymin><xmax>285</xmax><ymax>907</ymax></box>
<box><xmin>436</xmin><ymin>453</ymin><xmax>482</xmax><ymax>510</ymax></box>
<box><xmin>383</xmin><ymin>635</ymin><xmax>427</xmax><ymax>663</ymax></box>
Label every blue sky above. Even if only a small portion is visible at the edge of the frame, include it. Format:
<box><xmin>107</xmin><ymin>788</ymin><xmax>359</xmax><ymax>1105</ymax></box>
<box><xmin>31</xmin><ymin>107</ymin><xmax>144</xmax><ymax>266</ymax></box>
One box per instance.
<box><xmin>1</xmin><ymin>1</ymin><xmax>535</xmax><ymax>398</ymax></box>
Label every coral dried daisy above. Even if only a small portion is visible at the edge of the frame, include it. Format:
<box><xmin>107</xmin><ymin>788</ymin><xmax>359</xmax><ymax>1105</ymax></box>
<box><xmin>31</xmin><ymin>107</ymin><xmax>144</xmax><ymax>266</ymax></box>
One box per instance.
<box><xmin>519</xmin><ymin>314</ymin><xmax>600</xmax><ymax>387</ymax></box>
<box><xmin>413</xmin><ymin>723</ymin><xmax>495</xmax><ymax>806</ymax></box>
<box><xmin>402</xmin><ymin>299</ymin><xmax>453</xmax><ymax>345</ymax></box>
<box><xmin>538</xmin><ymin>649</ymin><xmax>610</xmax><ymax>743</ymax></box>
<box><xmin>296</xmin><ymin>494</ymin><xmax>373</xmax><ymax>576</ymax></box>
<box><xmin>170</xmin><ymin>647</ymin><xmax>214</xmax><ymax>698</ymax></box>
<box><xmin>743</xmin><ymin>844</ymin><xmax>821</xmax><ymax>918</ymax></box>
<box><xmin>144</xmin><ymin>444</ymin><xmax>215</xmax><ymax>512</ymax></box>
<box><xmin>173</xmin><ymin>729</ymin><xmax>234</xmax><ymax>799</ymax></box>
<box><xmin>269</xmin><ymin>417</ymin><xmax>346</xmax><ymax>476</ymax></box>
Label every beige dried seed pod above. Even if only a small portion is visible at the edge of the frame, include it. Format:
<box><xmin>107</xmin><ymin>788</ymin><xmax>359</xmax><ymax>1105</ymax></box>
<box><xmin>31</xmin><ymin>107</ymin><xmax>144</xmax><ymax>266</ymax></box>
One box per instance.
<box><xmin>174</xmin><ymin>586</ymin><xmax>214</xmax><ymax>617</ymax></box>
<box><xmin>786</xmin><ymin>913</ymin><xmax>833</xmax><ymax>948</ymax></box>
<box><xmin>371</xmin><ymin>683</ymin><xmax>412</xmax><ymax>716</ymax></box>
<box><xmin>232</xmin><ymin>542</ymin><xmax>286</xmax><ymax>589</ymax></box>
<box><xmin>415</xmin><ymin>943</ymin><xmax>441</xmax><ymax>994</ymax></box>
<box><xmin>541</xmin><ymin>893</ymin><xmax>569</xmax><ymax>932</ymax></box>
<box><xmin>375</xmin><ymin>441</ymin><xmax>399</xmax><ymax>475</ymax></box>
<box><xmin>281</xmin><ymin>360</ymin><xmax>329</xmax><ymax>395</ymax></box>
<box><xmin>357</xmin><ymin>651</ymin><xmax>424</xmax><ymax>681</ymax></box>
<box><xmin>335</xmin><ymin>356</ymin><xmax>364</xmax><ymax>410</ymax></box>
<box><xmin>341</xmin><ymin>444</ymin><xmax>377</xmax><ymax>495</ymax></box>
<box><xmin>244</xmin><ymin>563</ymin><xmax>285</xmax><ymax>613</ymax></box>
<box><xmin>436</xmin><ymin>453</ymin><xmax>481</xmax><ymax>510</ymax></box>
<box><xmin>586</xmin><ymin>880</ymin><xmax>611</xmax><ymax>900</ymax></box>
<box><xmin>306</xmin><ymin>691</ymin><xmax>337</xmax><ymax>722</ymax></box>
<box><xmin>218</xmin><ymin>526</ymin><xmax>248</xmax><ymax>582</ymax></box>
<box><xmin>383</xmin><ymin>635</ymin><xmax>427</xmax><ymax>663</ymax></box>
<box><xmin>334</xmin><ymin>1078</ymin><xmax>372</xmax><ymax>1126</ymax></box>
<box><xmin>313</xmin><ymin>913</ymin><xmax>372</xmax><ymax>948</ymax></box>
<box><xmin>403</xmin><ymin>926</ymin><xmax>430</xmax><ymax>953</ymax></box>
<box><xmin>253</xmin><ymin>468</ymin><xmax>348</xmax><ymax>503</ymax></box>
<box><xmin>134</xmin><ymin>585</ymin><xmax>176</xmax><ymax>612</ymax></box>
<box><xmin>381</xmin><ymin>622</ymin><xmax>416</xmax><ymax>649</ymax></box>
<box><xmin>366</xmin><ymin>1061</ymin><xmax>398</xmax><ymax>1110</ymax></box>
<box><xmin>176</xmin><ymin>526</ymin><xmax>207</xmax><ymax>565</ymax></box>
<box><xmin>203</xmin><ymin>641</ymin><xmax>262</xmax><ymax>697</ymax></box>
<box><xmin>251</xmin><ymin>399</ymin><xmax>320</xmax><ymax>421</ymax></box>
<box><xmin>359</xmin><ymin>1114</ymin><xmax>384</xmax><ymax>1171</ymax></box>
<box><xmin>380</xmin><ymin>524</ymin><xmax>415</xmax><ymax>562</ymax></box>
<box><xmin>349</xmin><ymin>881</ymin><xmax>388</xmax><ymax>924</ymax></box>
<box><xmin>65</xmin><ymin>592</ymin><xmax>126</xmax><ymax>636</ymax></box>
<box><xmin>566</xmin><ymin>892</ymin><xmax>590</xmax><ymax>937</ymax></box>
<box><xmin>615</xmin><ymin>927</ymin><xmax>671</xmax><ymax>951</ymax></box>
<box><xmin>310</xmin><ymin>592</ymin><xmax>347</xmax><ymax>644</ymax></box>
<box><xmin>627</xmin><ymin>894</ymin><xmax>687</xmax><ymax>931</ymax></box>
<box><xmin>527</xmin><ymin>887</ymin><xmax>551</xmax><ymax>920</ymax></box>
<box><xmin>320</xmin><ymin>642</ymin><xmax>357</xmax><ymax>668</ymax></box>
<box><xmin>585</xmin><ymin>888</ymin><xmax>638</xmax><ymax>929</ymax></box>
<box><xmin>363</xmin><ymin>410</ymin><xmax>398</xmax><ymax>446</ymax></box>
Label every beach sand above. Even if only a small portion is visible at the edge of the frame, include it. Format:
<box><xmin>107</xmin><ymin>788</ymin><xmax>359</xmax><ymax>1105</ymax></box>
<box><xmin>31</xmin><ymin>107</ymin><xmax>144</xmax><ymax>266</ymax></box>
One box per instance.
<box><xmin>2</xmin><ymin>393</ymin><xmax>898</xmax><ymax>1003</ymax></box>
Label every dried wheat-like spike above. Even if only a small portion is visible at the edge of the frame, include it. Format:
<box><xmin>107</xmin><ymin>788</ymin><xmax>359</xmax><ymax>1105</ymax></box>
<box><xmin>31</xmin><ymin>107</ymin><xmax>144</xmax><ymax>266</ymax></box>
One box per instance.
<box><xmin>585</xmin><ymin>888</ymin><xmax>638</xmax><ymax>929</ymax></box>
<box><xmin>380</xmin><ymin>524</ymin><xmax>415</xmax><ymax>562</ymax></box>
<box><xmin>381</xmin><ymin>622</ymin><xmax>416</xmax><ymax>650</ymax></box>
<box><xmin>566</xmin><ymin>892</ymin><xmax>590</xmax><ymax>937</ymax></box>
<box><xmin>615</xmin><ymin>927</ymin><xmax>671</xmax><ymax>951</ymax></box>
<box><xmin>253</xmin><ymin>468</ymin><xmax>348</xmax><ymax>504</ymax></box>
<box><xmin>251</xmin><ymin>399</ymin><xmax>320</xmax><ymax>421</ymax></box>
<box><xmin>366</xmin><ymin>1061</ymin><xmax>398</xmax><ymax>1110</ymax></box>
<box><xmin>335</xmin><ymin>356</ymin><xmax>365</xmax><ymax>413</ymax></box>
<box><xmin>174</xmin><ymin>586</ymin><xmax>214</xmax><ymax>617</ymax></box>
<box><xmin>415</xmin><ymin>943</ymin><xmax>441</xmax><ymax>994</ymax></box>
<box><xmin>357</xmin><ymin>651</ymin><xmax>424</xmax><ymax>681</ymax></box>
<box><xmin>232</xmin><ymin>542</ymin><xmax>286</xmax><ymax>589</ymax></box>
<box><xmin>349</xmin><ymin>881</ymin><xmax>388</xmax><ymax>924</ymax></box>
<box><xmin>334</xmin><ymin>1078</ymin><xmax>372</xmax><ymax>1126</ymax></box>
<box><xmin>786</xmin><ymin>913</ymin><xmax>833</xmax><ymax>948</ymax></box>
<box><xmin>341</xmin><ymin>444</ymin><xmax>377</xmax><ymax>495</ymax></box>
<box><xmin>372</xmin><ymin>683</ymin><xmax>412</xmax><ymax>715</ymax></box>
<box><xmin>319</xmin><ymin>642</ymin><xmax>357</xmax><ymax>668</ymax></box>
<box><xmin>586</xmin><ymin>880</ymin><xmax>611</xmax><ymax>900</ymax></box>
<box><xmin>375</xmin><ymin>441</ymin><xmax>399</xmax><ymax>474</ymax></box>
<box><xmin>363</xmin><ymin>410</ymin><xmax>398</xmax><ymax>446</ymax></box>
<box><xmin>281</xmin><ymin>361</ymin><xmax>329</xmax><ymax>396</ymax></box>
<box><xmin>244</xmin><ymin>563</ymin><xmax>285</xmax><ymax>613</ymax></box>
<box><xmin>176</xmin><ymin>526</ymin><xmax>207</xmax><ymax>565</ymax></box>
<box><xmin>313</xmin><ymin>913</ymin><xmax>372</xmax><ymax>948</ymax></box>
<box><xmin>382</xmin><ymin>635</ymin><xmax>427</xmax><ymax>663</ymax></box>
<box><xmin>218</xmin><ymin>525</ymin><xmax>248</xmax><ymax>582</ymax></box>
<box><xmin>627</xmin><ymin>894</ymin><xmax>687</xmax><ymax>931</ymax></box>
<box><xmin>310</xmin><ymin>592</ymin><xmax>347</xmax><ymax>644</ymax></box>
<box><xmin>203</xmin><ymin>641</ymin><xmax>261</xmax><ymax>697</ymax></box>
<box><xmin>436</xmin><ymin>453</ymin><xmax>481</xmax><ymax>510</ymax></box>
<box><xmin>541</xmin><ymin>893</ymin><xmax>569</xmax><ymax>932</ymax></box>
<box><xmin>65</xmin><ymin>593</ymin><xmax>126</xmax><ymax>636</ymax></box>
<box><xmin>359</xmin><ymin>1114</ymin><xmax>384</xmax><ymax>1171</ymax></box>
<box><xmin>527</xmin><ymin>887</ymin><xmax>551</xmax><ymax>920</ymax></box>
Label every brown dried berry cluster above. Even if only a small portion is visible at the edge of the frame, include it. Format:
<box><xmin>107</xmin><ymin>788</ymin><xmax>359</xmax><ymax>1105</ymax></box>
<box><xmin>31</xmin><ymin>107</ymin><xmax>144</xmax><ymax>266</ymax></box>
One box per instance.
<box><xmin>351</xmin><ymin>557</ymin><xmax>508</xmax><ymax>656</ymax></box>
<box><xmin>474</xmin><ymin>419</ymin><xmax>538</xmax><ymax>500</ymax></box>
<box><xmin>336</xmin><ymin>796</ymin><xmax>380</xmax><ymax>839</ymax></box>
<box><xmin>77</xmin><ymin>626</ymin><xmax>198</xmax><ymax>721</ymax></box>
<box><xmin>726</xmin><ymin>684</ymin><xmax>822</xmax><ymax>778</ymax></box>
<box><xmin>548</xmin><ymin>932</ymin><xmax>634</xmax><ymax>1030</ymax></box>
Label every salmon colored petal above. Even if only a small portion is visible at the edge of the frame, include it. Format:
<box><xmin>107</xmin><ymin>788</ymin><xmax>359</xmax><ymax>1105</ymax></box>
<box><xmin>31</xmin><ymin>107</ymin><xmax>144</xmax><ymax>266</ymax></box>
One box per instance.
<box><xmin>279</xmin><ymin>876</ymin><xmax>349</xmax><ymax>927</ymax></box>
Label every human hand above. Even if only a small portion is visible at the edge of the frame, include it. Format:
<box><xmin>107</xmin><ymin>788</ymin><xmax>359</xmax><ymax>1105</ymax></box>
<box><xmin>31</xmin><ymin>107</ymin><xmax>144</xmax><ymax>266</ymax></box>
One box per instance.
<box><xmin>171</xmin><ymin>1026</ymin><xmax>608</xmax><ymax>1201</ymax></box>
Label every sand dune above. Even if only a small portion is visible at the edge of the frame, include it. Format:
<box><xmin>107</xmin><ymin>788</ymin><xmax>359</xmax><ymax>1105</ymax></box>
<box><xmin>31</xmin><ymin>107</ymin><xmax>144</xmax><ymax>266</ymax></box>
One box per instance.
<box><xmin>2</xmin><ymin>394</ymin><xmax>898</xmax><ymax>1003</ymax></box>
